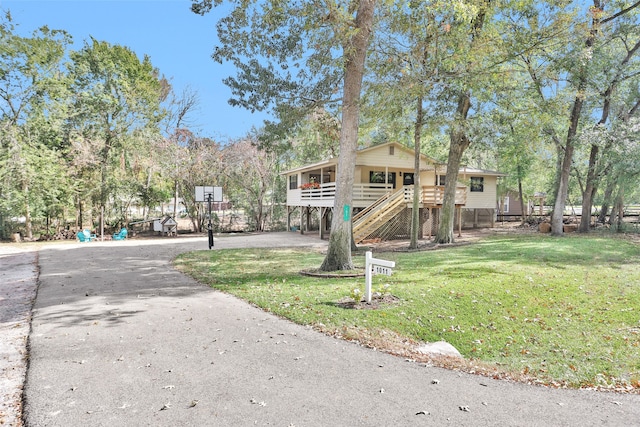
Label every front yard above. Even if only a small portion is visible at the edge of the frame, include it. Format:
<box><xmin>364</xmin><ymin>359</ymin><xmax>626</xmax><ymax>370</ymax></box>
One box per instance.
<box><xmin>174</xmin><ymin>233</ymin><xmax>640</xmax><ymax>392</ymax></box>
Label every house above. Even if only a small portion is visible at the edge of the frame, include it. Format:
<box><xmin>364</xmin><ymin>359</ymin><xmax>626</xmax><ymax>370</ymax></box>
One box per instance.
<box><xmin>497</xmin><ymin>189</ymin><xmax>527</xmax><ymax>221</ymax></box>
<box><xmin>282</xmin><ymin>142</ymin><xmax>504</xmax><ymax>243</ymax></box>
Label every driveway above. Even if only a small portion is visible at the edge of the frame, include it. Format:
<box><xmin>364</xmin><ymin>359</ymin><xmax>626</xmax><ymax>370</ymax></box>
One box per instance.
<box><xmin>6</xmin><ymin>233</ymin><xmax>640</xmax><ymax>426</ymax></box>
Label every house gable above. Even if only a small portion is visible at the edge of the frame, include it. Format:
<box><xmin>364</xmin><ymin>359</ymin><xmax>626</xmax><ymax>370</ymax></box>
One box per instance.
<box><xmin>355</xmin><ymin>142</ymin><xmax>439</xmax><ymax>170</ymax></box>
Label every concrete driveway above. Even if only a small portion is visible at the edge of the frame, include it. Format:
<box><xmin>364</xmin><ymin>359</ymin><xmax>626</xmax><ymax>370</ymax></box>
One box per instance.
<box><xmin>11</xmin><ymin>233</ymin><xmax>640</xmax><ymax>426</ymax></box>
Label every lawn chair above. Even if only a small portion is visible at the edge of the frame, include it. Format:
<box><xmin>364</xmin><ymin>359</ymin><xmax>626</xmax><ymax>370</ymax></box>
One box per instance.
<box><xmin>77</xmin><ymin>229</ymin><xmax>96</xmax><ymax>242</ymax></box>
<box><xmin>113</xmin><ymin>228</ymin><xmax>128</xmax><ymax>240</ymax></box>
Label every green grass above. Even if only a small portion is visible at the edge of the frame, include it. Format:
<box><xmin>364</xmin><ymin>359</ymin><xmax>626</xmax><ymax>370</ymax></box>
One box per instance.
<box><xmin>174</xmin><ymin>234</ymin><xmax>640</xmax><ymax>391</ymax></box>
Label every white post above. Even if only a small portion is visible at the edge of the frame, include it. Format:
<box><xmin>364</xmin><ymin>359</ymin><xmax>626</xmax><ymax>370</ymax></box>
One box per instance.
<box><xmin>364</xmin><ymin>251</ymin><xmax>395</xmax><ymax>303</ymax></box>
<box><xmin>365</xmin><ymin>251</ymin><xmax>373</xmax><ymax>303</ymax></box>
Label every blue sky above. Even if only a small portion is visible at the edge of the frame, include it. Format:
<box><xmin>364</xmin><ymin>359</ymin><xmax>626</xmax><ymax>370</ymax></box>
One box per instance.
<box><xmin>1</xmin><ymin>0</ymin><xmax>270</xmax><ymax>141</ymax></box>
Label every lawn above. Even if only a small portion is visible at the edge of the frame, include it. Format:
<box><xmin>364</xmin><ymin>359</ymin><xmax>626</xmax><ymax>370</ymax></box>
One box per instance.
<box><xmin>174</xmin><ymin>233</ymin><xmax>640</xmax><ymax>392</ymax></box>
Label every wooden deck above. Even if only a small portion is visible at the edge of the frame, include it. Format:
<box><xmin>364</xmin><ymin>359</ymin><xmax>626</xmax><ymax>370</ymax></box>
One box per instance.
<box><xmin>294</xmin><ymin>184</ymin><xmax>467</xmax><ymax>207</ymax></box>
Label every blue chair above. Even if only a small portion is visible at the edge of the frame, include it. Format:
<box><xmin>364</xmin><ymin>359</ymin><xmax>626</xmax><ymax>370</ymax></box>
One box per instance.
<box><xmin>77</xmin><ymin>229</ymin><xmax>96</xmax><ymax>242</ymax></box>
<box><xmin>113</xmin><ymin>228</ymin><xmax>128</xmax><ymax>240</ymax></box>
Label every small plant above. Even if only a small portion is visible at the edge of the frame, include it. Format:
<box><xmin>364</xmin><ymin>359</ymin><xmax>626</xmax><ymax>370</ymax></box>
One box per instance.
<box><xmin>376</xmin><ymin>283</ymin><xmax>391</xmax><ymax>295</ymax></box>
<box><xmin>350</xmin><ymin>287</ymin><xmax>362</xmax><ymax>303</ymax></box>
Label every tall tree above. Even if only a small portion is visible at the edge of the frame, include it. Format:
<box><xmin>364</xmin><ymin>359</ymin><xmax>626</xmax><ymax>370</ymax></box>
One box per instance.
<box><xmin>550</xmin><ymin>0</ymin><xmax>640</xmax><ymax>235</ymax></box>
<box><xmin>577</xmin><ymin>20</ymin><xmax>640</xmax><ymax>231</ymax></box>
<box><xmin>435</xmin><ymin>1</ymin><xmax>490</xmax><ymax>243</ymax></box>
<box><xmin>67</xmin><ymin>39</ymin><xmax>165</xmax><ymax>227</ymax></box>
<box><xmin>364</xmin><ymin>1</ymin><xmax>448</xmax><ymax>249</ymax></box>
<box><xmin>0</xmin><ymin>16</ymin><xmax>72</xmax><ymax>238</ymax></box>
<box><xmin>192</xmin><ymin>0</ymin><xmax>376</xmax><ymax>270</ymax></box>
<box><xmin>221</xmin><ymin>138</ymin><xmax>278</xmax><ymax>231</ymax></box>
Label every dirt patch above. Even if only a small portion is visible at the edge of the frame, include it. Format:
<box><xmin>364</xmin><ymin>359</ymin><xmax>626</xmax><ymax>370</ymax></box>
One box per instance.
<box><xmin>334</xmin><ymin>293</ymin><xmax>401</xmax><ymax>310</ymax></box>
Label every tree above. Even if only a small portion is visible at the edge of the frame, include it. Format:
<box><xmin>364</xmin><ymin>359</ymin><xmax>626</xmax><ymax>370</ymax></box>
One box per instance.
<box><xmin>0</xmin><ymin>16</ymin><xmax>73</xmax><ymax>238</ymax></box>
<box><xmin>435</xmin><ymin>2</ymin><xmax>490</xmax><ymax>244</ymax></box>
<box><xmin>67</xmin><ymin>38</ymin><xmax>165</xmax><ymax>227</ymax></box>
<box><xmin>363</xmin><ymin>2</ymin><xmax>448</xmax><ymax>249</ymax></box>
<box><xmin>550</xmin><ymin>0</ymin><xmax>640</xmax><ymax>235</ymax></box>
<box><xmin>160</xmin><ymin>86</ymin><xmax>200</xmax><ymax>223</ymax></box>
<box><xmin>180</xmin><ymin>136</ymin><xmax>225</xmax><ymax>232</ymax></box>
<box><xmin>577</xmin><ymin>22</ymin><xmax>640</xmax><ymax>231</ymax></box>
<box><xmin>192</xmin><ymin>0</ymin><xmax>376</xmax><ymax>270</ymax></box>
<box><xmin>221</xmin><ymin>138</ymin><xmax>278</xmax><ymax>231</ymax></box>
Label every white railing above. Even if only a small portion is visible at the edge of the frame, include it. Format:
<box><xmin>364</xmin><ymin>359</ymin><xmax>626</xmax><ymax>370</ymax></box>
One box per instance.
<box><xmin>300</xmin><ymin>182</ymin><xmax>336</xmax><ymax>199</ymax></box>
<box><xmin>300</xmin><ymin>183</ymin><xmax>392</xmax><ymax>201</ymax></box>
<box><xmin>299</xmin><ymin>183</ymin><xmax>466</xmax><ymax>205</ymax></box>
<box><xmin>403</xmin><ymin>185</ymin><xmax>467</xmax><ymax>205</ymax></box>
<box><xmin>352</xmin><ymin>183</ymin><xmax>394</xmax><ymax>200</ymax></box>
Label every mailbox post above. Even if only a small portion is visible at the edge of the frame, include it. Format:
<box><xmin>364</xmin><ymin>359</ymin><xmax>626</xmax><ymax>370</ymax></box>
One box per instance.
<box><xmin>364</xmin><ymin>251</ymin><xmax>395</xmax><ymax>303</ymax></box>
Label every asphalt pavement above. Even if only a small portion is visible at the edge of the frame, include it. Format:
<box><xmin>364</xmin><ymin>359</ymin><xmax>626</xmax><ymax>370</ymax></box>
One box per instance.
<box><xmin>10</xmin><ymin>232</ymin><xmax>640</xmax><ymax>426</ymax></box>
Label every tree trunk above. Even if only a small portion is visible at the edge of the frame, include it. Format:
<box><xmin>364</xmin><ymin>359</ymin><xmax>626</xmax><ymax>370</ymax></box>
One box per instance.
<box><xmin>613</xmin><ymin>189</ymin><xmax>625</xmax><ymax>231</ymax></box>
<box><xmin>551</xmin><ymin>98</ymin><xmax>582</xmax><ymax>235</ymax></box>
<box><xmin>23</xmin><ymin>182</ymin><xmax>33</xmax><ymax>239</ymax></box>
<box><xmin>435</xmin><ymin>94</ymin><xmax>471</xmax><ymax>244</ymax></box>
<box><xmin>579</xmin><ymin>144</ymin><xmax>599</xmax><ymax>232</ymax></box>
<box><xmin>551</xmin><ymin>0</ymin><xmax>601</xmax><ymax>236</ymax></box>
<box><xmin>518</xmin><ymin>175</ymin><xmax>526</xmax><ymax>226</ymax></box>
<box><xmin>598</xmin><ymin>177</ymin><xmax>615</xmax><ymax>223</ymax></box>
<box><xmin>143</xmin><ymin>167</ymin><xmax>152</xmax><ymax>220</ymax></box>
<box><xmin>409</xmin><ymin>96</ymin><xmax>423</xmax><ymax>250</ymax></box>
<box><xmin>320</xmin><ymin>0</ymin><xmax>376</xmax><ymax>271</ymax></box>
<box><xmin>173</xmin><ymin>179</ymin><xmax>178</xmax><ymax>221</ymax></box>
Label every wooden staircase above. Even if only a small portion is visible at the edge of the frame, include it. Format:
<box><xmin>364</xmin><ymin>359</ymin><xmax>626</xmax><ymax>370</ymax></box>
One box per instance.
<box><xmin>352</xmin><ymin>189</ymin><xmax>406</xmax><ymax>243</ymax></box>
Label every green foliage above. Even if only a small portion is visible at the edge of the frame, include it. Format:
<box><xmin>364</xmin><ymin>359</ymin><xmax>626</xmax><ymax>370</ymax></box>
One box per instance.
<box><xmin>191</xmin><ymin>0</ymin><xmax>348</xmax><ymax>147</ymax></box>
<box><xmin>176</xmin><ymin>234</ymin><xmax>640</xmax><ymax>389</ymax></box>
<box><xmin>0</xmin><ymin>16</ymin><xmax>74</xmax><ymax>237</ymax></box>
<box><xmin>66</xmin><ymin>38</ymin><xmax>166</xmax><ymax>221</ymax></box>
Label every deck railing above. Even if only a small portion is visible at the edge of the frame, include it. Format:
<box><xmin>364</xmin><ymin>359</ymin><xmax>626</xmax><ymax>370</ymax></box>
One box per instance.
<box><xmin>300</xmin><ymin>183</ymin><xmax>392</xmax><ymax>200</ymax></box>
<box><xmin>300</xmin><ymin>183</ymin><xmax>466</xmax><ymax>205</ymax></box>
<box><xmin>403</xmin><ymin>185</ymin><xmax>467</xmax><ymax>206</ymax></box>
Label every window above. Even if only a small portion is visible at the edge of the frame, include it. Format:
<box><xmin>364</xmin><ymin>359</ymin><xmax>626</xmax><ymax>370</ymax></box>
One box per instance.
<box><xmin>289</xmin><ymin>175</ymin><xmax>298</xmax><ymax>190</ymax></box>
<box><xmin>369</xmin><ymin>171</ymin><xmax>396</xmax><ymax>188</ymax></box>
<box><xmin>470</xmin><ymin>176</ymin><xmax>484</xmax><ymax>192</ymax></box>
<box><xmin>437</xmin><ymin>175</ymin><xmax>446</xmax><ymax>186</ymax></box>
<box><xmin>403</xmin><ymin>173</ymin><xmax>414</xmax><ymax>185</ymax></box>
<box><xmin>309</xmin><ymin>173</ymin><xmax>330</xmax><ymax>184</ymax></box>
<box><xmin>369</xmin><ymin>171</ymin><xmax>385</xmax><ymax>183</ymax></box>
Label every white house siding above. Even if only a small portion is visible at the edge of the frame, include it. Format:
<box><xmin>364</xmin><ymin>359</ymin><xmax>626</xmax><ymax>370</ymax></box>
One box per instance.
<box><xmin>356</xmin><ymin>144</ymin><xmax>432</xmax><ymax>170</ymax></box>
<box><xmin>354</xmin><ymin>166</ymin><xmax>362</xmax><ymax>184</ymax></box>
<box><xmin>420</xmin><ymin>171</ymin><xmax>437</xmax><ymax>186</ymax></box>
<box><xmin>464</xmin><ymin>176</ymin><xmax>498</xmax><ymax>209</ymax></box>
<box><xmin>287</xmin><ymin>188</ymin><xmax>302</xmax><ymax>206</ymax></box>
<box><xmin>356</xmin><ymin>145</ymin><xmax>439</xmax><ymax>187</ymax></box>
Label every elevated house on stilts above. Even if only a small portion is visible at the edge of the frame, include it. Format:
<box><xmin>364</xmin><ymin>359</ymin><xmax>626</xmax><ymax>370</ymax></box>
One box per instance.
<box><xmin>282</xmin><ymin>142</ymin><xmax>504</xmax><ymax>243</ymax></box>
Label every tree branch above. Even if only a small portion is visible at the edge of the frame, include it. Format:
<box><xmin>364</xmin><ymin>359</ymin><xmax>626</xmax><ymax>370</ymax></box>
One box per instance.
<box><xmin>601</xmin><ymin>0</ymin><xmax>640</xmax><ymax>24</ymax></box>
